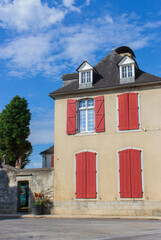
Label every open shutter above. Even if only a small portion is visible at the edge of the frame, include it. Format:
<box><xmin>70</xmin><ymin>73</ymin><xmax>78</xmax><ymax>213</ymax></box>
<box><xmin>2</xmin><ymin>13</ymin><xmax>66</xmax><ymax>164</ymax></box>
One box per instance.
<box><xmin>76</xmin><ymin>152</ymin><xmax>86</xmax><ymax>198</ymax></box>
<box><xmin>118</xmin><ymin>93</ymin><xmax>129</xmax><ymax>130</ymax></box>
<box><xmin>95</xmin><ymin>96</ymin><xmax>105</xmax><ymax>132</ymax></box>
<box><xmin>129</xmin><ymin>93</ymin><xmax>139</xmax><ymax>130</ymax></box>
<box><xmin>119</xmin><ymin>149</ymin><xmax>131</xmax><ymax>198</ymax></box>
<box><xmin>51</xmin><ymin>155</ymin><xmax>54</xmax><ymax>168</ymax></box>
<box><xmin>86</xmin><ymin>152</ymin><xmax>96</xmax><ymax>198</ymax></box>
<box><xmin>130</xmin><ymin>149</ymin><xmax>142</xmax><ymax>198</ymax></box>
<box><xmin>67</xmin><ymin>99</ymin><xmax>76</xmax><ymax>135</ymax></box>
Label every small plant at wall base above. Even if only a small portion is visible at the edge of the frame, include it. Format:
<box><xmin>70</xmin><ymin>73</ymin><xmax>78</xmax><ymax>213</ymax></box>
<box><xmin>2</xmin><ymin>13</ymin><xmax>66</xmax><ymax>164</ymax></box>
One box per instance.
<box><xmin>31</xmin><ymin>192</ymin><xmax>51</xmax><ymax>215</ymax></box>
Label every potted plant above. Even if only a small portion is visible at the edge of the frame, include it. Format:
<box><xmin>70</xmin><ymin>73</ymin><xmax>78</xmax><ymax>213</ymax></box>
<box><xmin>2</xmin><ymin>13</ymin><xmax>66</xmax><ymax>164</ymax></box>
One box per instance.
<box><xmin>31</xmin><ymin>192</ymin><xmax>43</xmax><ymax>215</ymax></box>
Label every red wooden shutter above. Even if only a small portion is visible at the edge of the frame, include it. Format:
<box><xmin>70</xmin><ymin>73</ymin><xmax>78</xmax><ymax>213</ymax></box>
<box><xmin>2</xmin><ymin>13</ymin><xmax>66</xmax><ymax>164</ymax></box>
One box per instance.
<box><xmin>86</xmin><ymin>152</ymin><xmax>96</xmax><ymax>198</ymax></box>
<box><xmin>51</xmin><ymin>155</ymin><xmax>54</xmax><ymax>168</ymax></box>
<box><xmin>130</xmin><ymin>149</ymin><xmax>142</xmax><ymax>198</ymax></box>
<box><xmin>67</xmin><ymin>99</ymin><xmax>76</xmax><ymax>135</ymax></box>
<box><xmin>119</xmin><ymin>149</ymin><xmax>131</xmax><ymax>198</ymax></box>
<box><xmin>95</xmin><ymin>96</ymin><xmax>105</xmax><ymax>132</ymax></box>
<box><xmin>76</xmin><ymin>152</ymin><xmax>86</xmax><ymax>198</ymax></box>
<box><xmin>129</xmin><ymin>93</ymin><xmax>139</xmax><ymax>130</ymax></box>
<box><xmin>118</xmin><ymin>93</ymin><xmax>129</xmax><ymax>130</ymax></box>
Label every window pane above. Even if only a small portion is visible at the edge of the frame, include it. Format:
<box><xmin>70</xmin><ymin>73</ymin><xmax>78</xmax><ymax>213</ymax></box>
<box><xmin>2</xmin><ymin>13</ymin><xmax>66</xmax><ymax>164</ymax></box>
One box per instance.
<box><xmin>128</xmin><ymin>66</ymin><xmax>132</xmax><ymax>77</ymax></box>
<box><xmin>80</xmin><ymin>110</ymin><xmax>86</xmax><ymax>132</ymax></box>
<box><xmin>122</xmin><ymin>67</ymin><xmax>127</xmax><ymax>78</ymax></box>
<box><xmin>81</xmin><ymin>72</ymin><xmax>86</xmax><ymax>83</ymax></box>
<box><xmin>87</xmin><ymin>109</ymin><xmax>94</xmax><ymax>131</ymax></box>
<box><xmin>87</xmin><ymin>71</ymin><xmax>91</xmax><ymax>83</ymax></box>
<box><xmin>87</xmin><ymin>99</ymin><xmax>94</xmax><ymax>107</ymax></box>
<box><xmin>79</xmin><ymin>100</ymin><xmax>86</xmax><ymax>108</ymax></box>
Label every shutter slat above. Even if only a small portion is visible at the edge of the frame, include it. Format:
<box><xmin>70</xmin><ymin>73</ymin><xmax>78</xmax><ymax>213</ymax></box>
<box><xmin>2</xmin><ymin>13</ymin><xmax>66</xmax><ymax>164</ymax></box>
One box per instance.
<box><xmin>119</xmin><ymin>149</ymin><xmax>131</xmax><ymax>198</ymax></box>
<box><xmin>130</xmin><ymin>149</ymin><xmax>142</xmax><ymax>198</ymax></box>
<box><xmin>118</xmin><ymin>93</ymin><xmax>129</xmax><ymax>130</ymax></box>
<box><xmin>76</xmin><ymin>152</ymin><xmax>86</xmax><ymax>198</ymax></box>
<box><xmin>86</xmin><ymin>152</ymin><xmax>96</xmax><ymax>198</ymax></box>
<box><xmin>67</xmin><ymin>99</ymin><xmax>76</xmax><ymax>135</ymax></box>
<box><xmin>129</xmin><ymin>93</ymin><xmax>139</xmax><ymax>130</ymax></box>
<box><xmin>95</xmin><ymin>96</ymin><xmax>105</xmax><ymax>132</ymax></box>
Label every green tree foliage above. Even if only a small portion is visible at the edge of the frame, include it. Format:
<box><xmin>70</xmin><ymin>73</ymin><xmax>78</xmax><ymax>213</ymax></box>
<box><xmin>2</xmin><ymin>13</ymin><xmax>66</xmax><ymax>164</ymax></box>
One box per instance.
<box><xmin>0</xmin><ymin>95</ymin><xmax>32</xmax><ymax>168</ymax></box>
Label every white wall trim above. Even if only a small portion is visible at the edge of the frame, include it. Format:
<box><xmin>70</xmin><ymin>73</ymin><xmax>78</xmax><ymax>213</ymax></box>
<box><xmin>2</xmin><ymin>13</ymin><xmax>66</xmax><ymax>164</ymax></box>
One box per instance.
<box><xmin>74</xmin><ymin>149</ymin><xmax>98</xmax><ymax>200</ymax></box>
<box><xmin>117</xmin><ymin>147</ymin><xmax>145</xmax><ymax>201</ymax></box>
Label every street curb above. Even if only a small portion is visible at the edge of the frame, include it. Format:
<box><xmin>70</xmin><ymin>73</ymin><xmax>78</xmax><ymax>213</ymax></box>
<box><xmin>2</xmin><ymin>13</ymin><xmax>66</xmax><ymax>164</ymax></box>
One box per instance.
<box><xmin>0</xmin><ymin>214</ymin><xmax>161</xmax><ymax>220</ymax></box>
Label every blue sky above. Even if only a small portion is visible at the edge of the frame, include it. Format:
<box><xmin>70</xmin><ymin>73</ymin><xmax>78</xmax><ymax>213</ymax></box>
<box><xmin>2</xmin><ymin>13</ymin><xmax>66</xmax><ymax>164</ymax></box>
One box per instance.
<box><xmin>0</xmin><ymin>0</ymin><xmax>161</xmax><ymax>168</ymax></box>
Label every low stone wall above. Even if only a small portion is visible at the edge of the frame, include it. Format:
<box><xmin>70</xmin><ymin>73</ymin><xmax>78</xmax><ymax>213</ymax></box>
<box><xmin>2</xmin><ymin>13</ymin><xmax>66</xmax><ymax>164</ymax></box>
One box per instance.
<box><xmin>54</xmin><ymin>200</ymin><xmax>161</xmax><ymax>216</ymax></box>
<box><xmin>0</xmin><ymin>164</ymin><xmax>54</xmax><ymax>214</ymax></box>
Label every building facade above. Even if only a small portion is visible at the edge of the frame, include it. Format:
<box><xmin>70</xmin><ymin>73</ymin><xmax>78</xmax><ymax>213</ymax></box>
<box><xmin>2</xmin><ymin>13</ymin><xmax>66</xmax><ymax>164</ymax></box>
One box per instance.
<box><xmin>50</xmin><ymin>46</ymin><xmax>161</xmax><ymax>216</ymax></box>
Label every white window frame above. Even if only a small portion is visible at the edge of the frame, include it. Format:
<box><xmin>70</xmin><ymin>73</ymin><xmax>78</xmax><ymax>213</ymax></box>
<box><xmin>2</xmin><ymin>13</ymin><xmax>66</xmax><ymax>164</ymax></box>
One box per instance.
<box><xmin>117</xmin><ymin>147</ymin><xmax>144</xmax><ymax>200</ymax></box>
<box><xmin>78</xmin><ymin>99</ymin><xmax>95</xmax><ymax>133</ymax></box>
<box><xmin>116</xmin><ymin>92</ymin><xmax>141</xmax><ymax>133</ymax></box>
<box><xmin>74</xmin><ymin>150</ymin><xmax>98</xmax><ymax>200</ymax></box>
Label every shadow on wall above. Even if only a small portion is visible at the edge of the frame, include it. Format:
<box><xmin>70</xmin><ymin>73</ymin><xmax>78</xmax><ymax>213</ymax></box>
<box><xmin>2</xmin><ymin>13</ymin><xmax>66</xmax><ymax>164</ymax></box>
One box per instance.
<box><xmin>0</xmin><ymin>169</ymin><xmax>17</xmax><ymax>214</ymax></box>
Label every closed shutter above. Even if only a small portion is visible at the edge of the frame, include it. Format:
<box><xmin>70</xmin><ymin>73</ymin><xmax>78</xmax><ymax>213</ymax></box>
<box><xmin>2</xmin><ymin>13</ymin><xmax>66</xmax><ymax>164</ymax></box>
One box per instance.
<box><xmin>67</xmin><ymin>99</ymin><xmax>76</xmax><ymax>135</ymax></box>
<box><xmin>76</xmin><ymin>152</ymin><xmax>86</xmax><ymax>198</ymax></box>
<box><xmin>118</xmin><ymin>93</ymin><xmax>129</xmax><ymax>130</ymax></box>
<box><xmin>86</xmin><ymin>152</ymin><xmax>96</xmax><ymax>198</ymax></box>
<box><xmin>129</xmin><ymin>93</ymin><xmax>139</xmax><ymax>130</ymax></box>
<box><xmin>51</xmin><ymin>155</ymin><xmax>54</xmax><ymax>168</ymax></box>
<box><xmin>130</xmin><ymin>149</ymin><xmax>142</xmax><ymax>198</ymax></box>
<box><xmin>95</xmin><ymin>96</ymin><xmax>105</xmax><ymax>132</ymax></box>
<box><xmin>119</xmin><ymin>149</ymin><xmax>131</xmax><ymax>198</ymax></box>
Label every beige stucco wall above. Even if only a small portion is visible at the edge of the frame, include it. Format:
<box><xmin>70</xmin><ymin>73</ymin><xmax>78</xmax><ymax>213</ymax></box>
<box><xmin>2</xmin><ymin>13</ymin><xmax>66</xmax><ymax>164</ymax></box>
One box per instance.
<box><xmin>53</xmin><ymin>85</ymin><xmax>161</xmax><ymax>215</ymax></box>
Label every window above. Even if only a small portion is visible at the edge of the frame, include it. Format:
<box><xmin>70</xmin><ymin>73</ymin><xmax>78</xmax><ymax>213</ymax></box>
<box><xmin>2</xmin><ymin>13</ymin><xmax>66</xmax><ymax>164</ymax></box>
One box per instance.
<box><xmin>119</xmin><ymin>149</ymin><xmax>143</xmax><ymax>198</ymax></box>
<box><xmin>66</xmin><ymin>96</ymin><xmax>105</xmax><ymax>135</ymax></box>
<box><xmin>79</xmin><ymin>99</ymin><xmax>94</xmax><ymax>132</ymax></box>
<box><xmin>81</xmin><ymin>71</ymin><xmax>91</xmax><ymax>84</ymax></box>
<box><xmin>117</xmin><ymin>92</ymin><xmax>139</xmax><ymax>131</ymax></box>
<box><xmin>75</xmin><ymin>151</ymin><xmax>96</xmax><ymax>199</ymax></box>
<box><xmin>122</xmin><ymin>65</ymin><xmax>133</xmax><ymax>78</ymax></box>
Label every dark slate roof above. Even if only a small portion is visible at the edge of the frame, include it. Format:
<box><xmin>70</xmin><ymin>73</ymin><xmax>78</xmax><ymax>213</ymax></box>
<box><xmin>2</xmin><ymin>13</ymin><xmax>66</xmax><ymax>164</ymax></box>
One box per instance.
<box><xmin>40</xmin><ymin>145</ymin><xmax>54</xmax><ymax>155</ymax></box>
<box><xmin>62</xmin><ymin>73</ymin><xmax>78</xmax><ymax>81</ymax></box>
<box><xmin>50</xmin><ymin>50</ymin><xmax>161</xmax><ymax>98</ymax></box>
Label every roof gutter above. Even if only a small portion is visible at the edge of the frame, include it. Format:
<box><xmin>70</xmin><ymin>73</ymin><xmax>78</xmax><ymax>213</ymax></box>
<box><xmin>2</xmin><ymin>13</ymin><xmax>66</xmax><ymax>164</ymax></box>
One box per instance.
<box><xmin>49</xmin><ymin>80</ymin><xmax>161</xmax><ymax>100</ymax></box>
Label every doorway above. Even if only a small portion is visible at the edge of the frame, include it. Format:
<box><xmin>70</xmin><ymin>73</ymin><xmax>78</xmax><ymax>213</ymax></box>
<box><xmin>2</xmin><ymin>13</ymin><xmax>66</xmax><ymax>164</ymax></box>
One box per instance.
<box><xmin>17</xmin><ymin>181</ymin><xmax>29</xmax><ymax>212</ymax></box>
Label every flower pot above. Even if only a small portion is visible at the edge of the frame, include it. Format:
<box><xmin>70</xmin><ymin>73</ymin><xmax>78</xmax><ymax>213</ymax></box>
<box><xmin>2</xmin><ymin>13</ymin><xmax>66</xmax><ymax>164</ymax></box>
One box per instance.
<box><xmin>31</xmin><ymin>205</ymin><xmax>42</xmax><ymax>215</ymax></box>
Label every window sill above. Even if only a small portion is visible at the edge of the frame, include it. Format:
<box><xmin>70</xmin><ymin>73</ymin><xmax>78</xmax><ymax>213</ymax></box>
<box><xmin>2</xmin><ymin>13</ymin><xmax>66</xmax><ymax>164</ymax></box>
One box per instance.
<box><xmin>75</xmin><ymin>132</ymin><xmax>97</xmax><ymax>136</ymax></box>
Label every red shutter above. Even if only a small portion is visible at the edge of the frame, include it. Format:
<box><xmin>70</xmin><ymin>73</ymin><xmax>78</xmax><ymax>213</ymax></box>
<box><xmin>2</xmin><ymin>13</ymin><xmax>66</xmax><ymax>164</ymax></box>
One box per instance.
<box><xmin>119</xmin><ymin>149</ymin><xmax>131</xmax><ymax>198</ymax></box>
<box><xmin>51</xmin><ymin>155</ymin><xmax>54</xmax><ymax>168</ymax></box>
<box><xmin>129</xmin><ymin>93</ymin><xmax>139</xmax><ymax>130</ymax></box>
<box><xmin>76</xmin><ymin>152</ymin><xmax>86</xmax><ymax>198</ymax></box>
<box><xmin>67</xmin><ymin>99</ymin><xmax>76</xmax><ymax>135</ymax></box>
<box><xmin>118</xmin><ymin>93</ymin><xmax>129</xmax><ymax>130</ymax></box>
<box><xmin>130</xmin><ymin>149</ymin><xmax>142</xmax><ymax>198</ymax></box>
<box><xmin>95</xmin><ymin>96</ymin><xmax>105</xmax><ymax>132</ymax></box>
<box><xmin>86</xmin><ymin>152</ymin><xmax>96</xmax><ymax>198</ymax></box>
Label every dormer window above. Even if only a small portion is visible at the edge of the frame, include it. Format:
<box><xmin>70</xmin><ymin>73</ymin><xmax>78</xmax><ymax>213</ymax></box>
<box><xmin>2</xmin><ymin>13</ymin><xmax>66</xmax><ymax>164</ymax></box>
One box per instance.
<box><xmin>77</xmin><ymin>61</ymin><xmax>93</xmax><ymax>88</ymax></box>
<box><xmin>81</xmin><ymin>71</ymin><xmax>91</xmax><ymax>84</ymax></box>
<box><xmin>122</xmin><ymin>65</ymin><xmax>132</xmax><ymax>78</ymax></box>
<box><xmin>118</xmin><ymin>56</ymin><xmax>135</xmax><ymax>84</ymax></box>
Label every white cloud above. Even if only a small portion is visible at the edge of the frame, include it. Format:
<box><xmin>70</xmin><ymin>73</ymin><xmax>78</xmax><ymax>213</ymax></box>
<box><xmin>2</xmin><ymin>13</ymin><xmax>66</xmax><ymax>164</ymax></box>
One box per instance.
<box><xmin>85</xmin><ymin>0</ymin><xmax>90</xmax><ymax>5</ymax></box>
<box><xmin>0</xmin><ymin>0</ymin><xmax>66</xmax><ymax>31</ymax></box>
<box><xmin>0</xmin><ymin>13</ymin><xmax>161</xmax><ymax>78</ymax></box>
<box><xmin>62</xmin><ymin>0</ymin><xmax>80</xmax><ymax>12</ymax></box>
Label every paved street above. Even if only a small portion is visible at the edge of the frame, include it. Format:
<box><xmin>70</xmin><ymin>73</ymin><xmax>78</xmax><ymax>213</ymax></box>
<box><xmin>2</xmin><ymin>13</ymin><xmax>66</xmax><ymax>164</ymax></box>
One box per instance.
<box><xmin>0</xmin><ymin>217</ymin><xmax>161</xmax><ymax>240</ymax></box>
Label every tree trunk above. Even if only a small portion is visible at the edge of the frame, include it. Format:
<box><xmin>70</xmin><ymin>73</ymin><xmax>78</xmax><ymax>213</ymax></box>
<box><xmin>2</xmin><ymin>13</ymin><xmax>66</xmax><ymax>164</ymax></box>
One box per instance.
<box><xmin>15</xmin><ymin>156</ymin><xmax>22</xmax><ymax>169</ymax></box>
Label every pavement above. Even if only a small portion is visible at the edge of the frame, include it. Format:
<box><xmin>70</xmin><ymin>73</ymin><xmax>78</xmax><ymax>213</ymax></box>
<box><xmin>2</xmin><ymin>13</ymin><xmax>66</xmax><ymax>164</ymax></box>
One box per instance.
<box><xmin>1</xmin><ymin>217</ymin><xmax>161</xmax><ymax>240</ymax></box>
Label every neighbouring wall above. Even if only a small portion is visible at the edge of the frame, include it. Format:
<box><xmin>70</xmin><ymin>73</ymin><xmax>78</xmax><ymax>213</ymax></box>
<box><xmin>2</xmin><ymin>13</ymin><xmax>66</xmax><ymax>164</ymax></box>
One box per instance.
<box><xmin>0</xmin><ymin>164</ymin><xmax>54</xmax><ymax>214</ymax></box>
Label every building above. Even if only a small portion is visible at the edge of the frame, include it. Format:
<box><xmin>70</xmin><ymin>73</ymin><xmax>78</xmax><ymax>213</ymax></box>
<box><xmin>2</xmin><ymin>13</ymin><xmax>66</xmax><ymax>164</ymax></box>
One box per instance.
<box><xmin>49</xmin><ymin>46</ymin><xmax>161</xmax><ymax>216</ymax></box>
<box><xmin>40</xmin><ymin>145</ymin><xmax>54</xmax><ymax>168</ymax></box>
